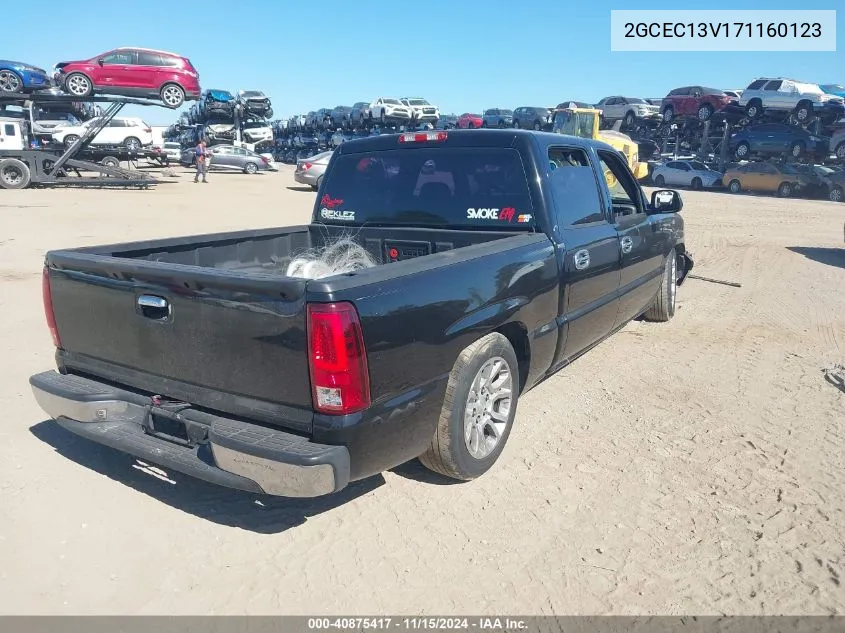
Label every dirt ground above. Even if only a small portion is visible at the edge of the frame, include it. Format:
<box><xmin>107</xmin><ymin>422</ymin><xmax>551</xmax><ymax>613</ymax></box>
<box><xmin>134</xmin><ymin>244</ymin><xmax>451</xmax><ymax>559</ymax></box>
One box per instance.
<box><xmin>0</xmin><ymin>164</ymin><xmax>843</xmax><ymax>615</ymax></box>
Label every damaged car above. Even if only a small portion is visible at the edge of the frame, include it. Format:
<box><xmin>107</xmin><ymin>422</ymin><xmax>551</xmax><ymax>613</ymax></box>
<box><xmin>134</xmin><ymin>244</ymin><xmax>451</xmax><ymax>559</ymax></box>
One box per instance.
<box><xmin>238</xmin><ymin>90</ymin><xmax>273</xmax><ymax>119</ymax></box>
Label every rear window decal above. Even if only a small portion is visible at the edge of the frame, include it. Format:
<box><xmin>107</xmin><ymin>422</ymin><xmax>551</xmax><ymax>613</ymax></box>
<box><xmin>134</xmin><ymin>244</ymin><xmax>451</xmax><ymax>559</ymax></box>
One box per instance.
<box><xmin>320</xmin><ymin>194</ymin><xmax>344</xmax><ymax>209</ymax></box>
<box><xmin>321</xmin><ymin>208</ymin><xmax>356</xmax><ymax>221</ymax></box>
<box><xmin>466</xmin><ymin>207</ymin><xmax>518</xmax><ymax>222</ymax></box>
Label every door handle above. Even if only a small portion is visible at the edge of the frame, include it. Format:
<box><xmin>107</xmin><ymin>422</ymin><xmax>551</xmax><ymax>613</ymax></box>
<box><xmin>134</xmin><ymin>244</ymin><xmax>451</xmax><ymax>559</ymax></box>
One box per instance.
<box><xmin>137</xmin><ymin>295</ymin><xmax>170</xmax><ymax>320</ymax></box>
<box><xmin>620</xmin><ymin>236</ymin><xmax>633</xmax><ymax>254</ymax></box>
<box><xmin>573</xmin><ymin>249</ymin><xmax>590</xmax><ymax>270</ymax></box>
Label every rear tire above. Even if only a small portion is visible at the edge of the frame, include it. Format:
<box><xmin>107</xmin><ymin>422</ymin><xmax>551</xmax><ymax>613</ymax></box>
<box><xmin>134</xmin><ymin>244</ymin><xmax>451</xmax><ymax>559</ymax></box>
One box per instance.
<box><xmin>829</xmin><ymin>186</ymin><xmax>844</xmax><ymax>203</ymax></box>
<box><xmin>100</xmin><ymin>156</ymin><xmax>119</xmax><ymax>168</ymax></box>
<box><xmin>0</xmin><ymin>158</ymin><xmax>32</xmax><ymax>189</ymax></box>
<box><xmin>419</xmin><ymin>332</ymin><xmax>519</xmax><ymax>481</ymax></box>
<box><xmin>662</xmin><ymin>106</ymin><xmax>674</xmax><ymax>122</ymax></box>
<box><xmin>160</xmin><ymin>83</ymin><xmax>185</xmax><ymax>109</ymax></box>
<box><xmin>728</xmin><ymin>179</ymin><xmax>742</xmax><ymax>193</ymax></box>
<box><xmin>0</xmin><ymin>70</ymin><xmax>23</xmax><ymax>94</ymax></box>
<box><xmin>654</xmin><ymin>175</ymin><xmax>665</xmax><ymax>187</ymax></box>
<box><xmin>691</xmin><ymin>177</ymin><xmax>702</xmax><ymax>190</ymax></box>
<box><xmin>124</xmin><ymin>137</ymin><xmax>142</xmax><ymax>151</ymax></box>
<box><xmin>63</xmin><ymin>134</ymin><xmax>80</xmax><ymax>148</ymax></box>
<box><xmin>778</xmin><ymin>182</ymin><xmax>793</xmax><ymax>198</ymax></box>
<box><xmin>643</xmin><ymin>247</ymin><xmax>677</xmax><ymax>322</ymax></box>
<box><xmin>244</xmin><ymin>162</ymin><xmax>258</xmax><ymax>174</ymax></box>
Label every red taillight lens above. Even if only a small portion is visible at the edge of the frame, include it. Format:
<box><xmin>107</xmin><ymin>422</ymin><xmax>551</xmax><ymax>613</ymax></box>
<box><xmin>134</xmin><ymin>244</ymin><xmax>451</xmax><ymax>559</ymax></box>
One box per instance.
<box><xmin>307</xmin><ymin>302</ymin><xmax>370</xmax><ymax>415</ymax></box>
<box><xmin>398</xmin><ymin>131</ymin><xmax>447</xmax><ymax>143</ymax></box>
<box><xmin>42</xmin><ymin>267</ymin><xmax>60</xmax><ymax>348</ymax></box>
<box><xmin>303</xmin><ymin>162</ymin><xmax>313</xmax><ymax>170</ymax></box>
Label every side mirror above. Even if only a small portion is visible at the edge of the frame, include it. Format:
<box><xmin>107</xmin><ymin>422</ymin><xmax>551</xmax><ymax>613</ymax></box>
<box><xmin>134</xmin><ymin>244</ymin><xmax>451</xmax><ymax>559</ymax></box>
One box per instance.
<box><xmin>97</xmin><ymin>58</ymin><xmax>105</xmax><ymax>66</ymax></box>
<box><xmin>651</xmin><ymin>189</ymin><xmax>683</xmax><ymax>213</ymax></box>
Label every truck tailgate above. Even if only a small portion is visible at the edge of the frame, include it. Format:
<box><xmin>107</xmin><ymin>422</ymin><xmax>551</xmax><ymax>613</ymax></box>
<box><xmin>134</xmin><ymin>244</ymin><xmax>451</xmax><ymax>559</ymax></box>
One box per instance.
<box><xmin>45</xmin><ymin>252</ymin><xmax>313</xmax><ymax>433</ymax></box>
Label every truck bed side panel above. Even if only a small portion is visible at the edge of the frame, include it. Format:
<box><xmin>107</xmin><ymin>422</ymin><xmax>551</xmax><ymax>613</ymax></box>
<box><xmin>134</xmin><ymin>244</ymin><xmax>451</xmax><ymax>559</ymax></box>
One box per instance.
<box><xmin>308</xmin><ymin>234</ymin><xmax>560</xmax><ymax>477</ymax></box>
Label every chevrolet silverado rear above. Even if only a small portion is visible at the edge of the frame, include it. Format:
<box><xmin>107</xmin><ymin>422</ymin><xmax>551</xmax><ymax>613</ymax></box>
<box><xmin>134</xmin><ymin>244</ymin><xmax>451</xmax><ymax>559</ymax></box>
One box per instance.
<box><xmin>31</xmin><ymin>129</ymin><xmax>692</xmax><ymax>498</ymax></box>
<box><xmin>31</xmin><ymin>130</ymin><xmax>565</xmax><ymax>497</ymax></box>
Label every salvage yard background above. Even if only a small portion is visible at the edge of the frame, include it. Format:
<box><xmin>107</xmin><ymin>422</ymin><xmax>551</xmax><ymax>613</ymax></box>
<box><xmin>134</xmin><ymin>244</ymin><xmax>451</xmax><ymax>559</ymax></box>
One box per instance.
<box><xmin>0</xmin><ymin>166</ymin><xmax>843</xmax><ymax>614</ymax></box>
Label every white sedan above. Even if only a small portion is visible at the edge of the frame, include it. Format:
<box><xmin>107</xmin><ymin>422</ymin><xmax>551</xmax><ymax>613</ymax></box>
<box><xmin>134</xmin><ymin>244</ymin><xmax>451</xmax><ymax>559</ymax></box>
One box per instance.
<box><xmin>651</xmin><ymin>160</ymin><xmax>723</xmax><ymax>189</ymax></box>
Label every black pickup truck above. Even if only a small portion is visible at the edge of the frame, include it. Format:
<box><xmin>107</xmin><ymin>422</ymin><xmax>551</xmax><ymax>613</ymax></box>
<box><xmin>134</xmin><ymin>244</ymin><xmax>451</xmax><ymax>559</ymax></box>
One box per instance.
<box><xmin>31</xmin><ymin>129</ymin><xmax>693</xmax><ymax>498</ymax></box>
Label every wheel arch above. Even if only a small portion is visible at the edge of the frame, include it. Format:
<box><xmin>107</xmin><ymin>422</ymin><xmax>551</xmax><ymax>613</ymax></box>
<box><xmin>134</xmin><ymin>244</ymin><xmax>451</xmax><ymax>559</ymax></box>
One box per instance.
<box><xmin>494</xmin><ymin>321</ymin><xmax>531</xmax><ymax>395</ymax></box>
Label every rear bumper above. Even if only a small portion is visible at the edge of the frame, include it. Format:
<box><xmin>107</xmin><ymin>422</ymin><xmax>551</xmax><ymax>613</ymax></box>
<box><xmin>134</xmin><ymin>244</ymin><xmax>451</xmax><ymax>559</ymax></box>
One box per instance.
<box><xmin>294</xmin><ymin>170</ymin><xmax>319</xmax><ymax>185</ymax></box>
<box><xmin>30</xmin><ymin>370</ymin><xmax>350</xmax><ymax>498</ymax></box>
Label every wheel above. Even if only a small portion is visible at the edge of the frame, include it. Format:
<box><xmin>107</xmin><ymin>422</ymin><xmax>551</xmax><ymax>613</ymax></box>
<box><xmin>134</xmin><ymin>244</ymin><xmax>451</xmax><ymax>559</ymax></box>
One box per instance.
<box><xmin>160</xmin><ymin>83</ymin><xmax>185</xmax><ymax>109</ymax></box>
<box><xmin>0</xmin><ymin>158</ymin><xmax>32</xmax><ymax>190</ymax></box>
<box><xmin>419</xmin><ymin>332</ymin><xmax>519</xmax><ymax>481</ymax></box>
<box><xmin>124</xmin><ymin>137</ymin><xmax>142</xmax><ymax>151</ymax></box>
<box><xmin>790</xmin><ymin>141</ymin><xmax>804</xmax><ymax>158</ymax></box>
<box><xmin>533</xmin><ymin>120</ymin><xmax>542</xmax><ymax>130</ymax></box>
<box><xmin>0</xmin><ymin>69</ymin><xmax>23</xmax><ymax>93</ymax></box>
<box><xmin>643</xmin><ymin>247</ymin><xmax>677</xmax><ymax>322</ymax></box>
<box><xmin>512</xmin><ymin>119</ymin><xmax>519</xmax><ymax>128</ymax></box>
<box><xmin>380</xmin><ymin>111</ymin><xmax>385</xmax><ymax>124</ymax></box>
<box><xmin>830</xmin><ymin>186</ymin><xmax>844</xmax><ymax>203</ymax></box>
<box><xmin>835</xmin><ymin>143</ymin><xmax>845</xmax><ymax>160</ymax></box>
<box><xmin>728</xmin><ymin>179</ymin><xmax>742</xmax><ymax>193</ymax></box>
<box><xmin>624</xmin><ymin>112</ymin><xmax>635</xmax><ymax>127</ymax></box>
<box><xmin>778</xmin><ymin>182</ymin><xmax>793</xmax><ymax>198</ymax></box>
<box><xmin>65</xmin><ymin>72</ymin><xmax>93</xmax><ymax>97</ymax></box>
<box><xmin>244</xmin><ymin>162</ymin><xmax>258</xmax><ymax>174</ymax></box>
<box><xmin>794</xmin><ymin>102</ymin><xmax>812</xmax><ymax>123</ymax></box>
<box><xmin>734</xmin><ymin>142</ymin><xmax>750</xmax><ymax>159</ymax></box>
<box><xmin>662</xmin><ymin>106</ymin><xmax>674</xmax><ymax>122</ymax></box>
<box><xmin>467</xmin><ymin>122</ymin><xmax>474</xmax><ymax>129</ymax></box>
<box><xmin>481</xmin><ymin>121</ymin><xmax>487</xmax><ymax>128</ymax></box>
<box><xmin>63</xmin><ymin>134</ymin><xmax>80</xmax><ymax>148</ymax></box>
<box><xmin>691</xmin><ymin>177</ymin><xmax>702</xmax><ymax>190</ymax></box>
<box><xmin>697</xmin><ymin>104</ymin><xmax>713</xmax><ymax>121</ymax></box>
<box><xmin>100</xmin><ymin>156</ymin><xmax>119</xmax><ymax>168</ymax></box>
<box><xmin>745</xmin><ymin>100</ymin><xmax>762</xmax><ymax>119</ymax></box>
<box><xmin>654</xmin><ymin>174</ymin><xmax>665</xmax><ymax>187</ymax></box>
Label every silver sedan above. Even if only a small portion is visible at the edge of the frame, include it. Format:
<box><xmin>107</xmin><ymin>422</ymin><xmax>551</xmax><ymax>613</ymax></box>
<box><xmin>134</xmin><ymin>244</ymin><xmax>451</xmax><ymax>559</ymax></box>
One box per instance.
<box><xmin>651</xmin><ymin>160</ymin><xmax>723</xmax><ymax>189</ymax></box>
<box><xmin>294</xmin><ymin>150</ymin><xmax>333</xmax><ymax>191</ymax></box>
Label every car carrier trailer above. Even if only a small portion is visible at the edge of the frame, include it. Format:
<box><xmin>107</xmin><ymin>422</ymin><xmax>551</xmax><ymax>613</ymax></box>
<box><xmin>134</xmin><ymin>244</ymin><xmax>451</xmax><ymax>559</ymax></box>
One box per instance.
<box><xmin>0</xmin><ymin>93</ymin><xmax>169</xmax><ymax>189</ymax></box>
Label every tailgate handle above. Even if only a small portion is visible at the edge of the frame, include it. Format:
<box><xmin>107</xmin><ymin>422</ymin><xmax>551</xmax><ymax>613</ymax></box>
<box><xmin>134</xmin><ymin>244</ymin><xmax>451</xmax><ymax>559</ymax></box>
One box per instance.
<box><xmin>138</xmin><ymin>295</ymin><xmax>170</xmax><ymax>320</ymax></box>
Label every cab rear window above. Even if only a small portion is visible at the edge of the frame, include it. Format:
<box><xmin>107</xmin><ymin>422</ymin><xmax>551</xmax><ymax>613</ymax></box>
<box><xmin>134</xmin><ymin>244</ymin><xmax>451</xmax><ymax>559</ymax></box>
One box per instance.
<box><xmin>318</xmin><ymin>148</ymin><xmax>535</xmax><ymax>229</ymax></box>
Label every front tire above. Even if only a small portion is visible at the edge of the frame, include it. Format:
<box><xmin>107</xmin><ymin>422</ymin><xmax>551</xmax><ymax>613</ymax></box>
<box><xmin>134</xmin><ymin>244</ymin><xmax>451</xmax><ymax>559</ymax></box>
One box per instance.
<box><xmin>643</xmin><ymin>247</ymin><xmax>677</xmax><ymax>322</ymax></box>
<box><xmin>419</xmin><ymin>332</ymin><xmax>519</xmax><ymax>481</ymax></box>
<box><xmin>662</xmin><ymin>106</ymin><xmax>674</xmax><ymax>122</ymax></box>
<box><xmin>778</xmin><ymin>182</ymin><xmax>793</xmax><ymax>198</ymax></box>
<box><xmin>835</xmin><ymin>142</ymin><xmax>845</xmax><ymax>160</ymax></box>
<box><xmin>829</xmin><ymin>186</ymin><xmax>844</xmax><ymax>203</ymax></box>
<box><xmin>697</xmin><ymin>104</ymin><xmax>713</xmax><ymax>121</ymax></box>
<box><xmin>63</xmin><ymin>134</ymin><xmax>80</xmax><ymax>148</ymax></box>
<box><xmin>654</xmin><ymin>174</ymin><xmax>665</xmax><ymax>187</ymax></box>
<box><xmin>124</xmin><ymin>137</ymin><xmax>141</xmax><ymax>151</ymax></box>
<box><xmin>734</xmin><ymin>142</ymin><xmax>750</xmax><ymax>159</ymax></box>
<box><xmin>790</xmin><ymin>141</ymin><xmax>804</xmax><ymax>158</ymax></box>
<box><xmin>0</xmin><ymin>158</ymin><xmax>32</xmax><ymax>190</ymax></box>
<box><xmin>624</xmin><ymin>112</ymin><xmax>635</xmax><ymax>127</ymax></box>
<box><xmin>691</xmin><ymin>177</ymin><xmax>702</xmax><ymax>190</ymax></box>
<box><xmin>728</xmin><ymin>179</ymin><xmax>742</xmax><ymax>194</ymax></box>
<box><xmin>65</xmin><ymin>72</ymin><xmax>93</xmax><ymax>97</ymax></box>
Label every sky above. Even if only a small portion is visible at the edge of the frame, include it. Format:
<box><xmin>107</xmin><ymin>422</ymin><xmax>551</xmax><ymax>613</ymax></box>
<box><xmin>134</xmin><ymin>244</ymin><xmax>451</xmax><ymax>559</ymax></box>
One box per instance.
<box><xmin>4</xmin><ymin>0</ymin><xmax>843</xmax><ymax>125</ymax></box>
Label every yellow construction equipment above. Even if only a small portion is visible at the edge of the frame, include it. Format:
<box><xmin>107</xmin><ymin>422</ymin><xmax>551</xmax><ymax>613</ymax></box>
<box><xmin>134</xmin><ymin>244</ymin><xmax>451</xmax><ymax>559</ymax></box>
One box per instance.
<box><xmin>552</xmin><ymin>106</ymin><xmax>650</xmax><ymax>181</ymax></box>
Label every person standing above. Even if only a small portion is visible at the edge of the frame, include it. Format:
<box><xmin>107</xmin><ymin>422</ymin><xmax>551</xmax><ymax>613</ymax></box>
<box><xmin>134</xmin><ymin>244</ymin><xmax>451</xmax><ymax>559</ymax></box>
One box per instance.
<box><xmin>193</xmin><ymin>141</ymin><xmax>208</xmax><ymax>183</ymax></box>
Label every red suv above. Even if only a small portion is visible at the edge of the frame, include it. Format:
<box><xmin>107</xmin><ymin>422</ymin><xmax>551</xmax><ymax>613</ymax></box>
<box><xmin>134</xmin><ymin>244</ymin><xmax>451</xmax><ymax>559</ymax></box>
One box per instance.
<box><xmin>54</xmin><ymin>47</ymin><xmax>201</xmax><ymax>109</ymax></box>
<box><xmin>661</xmin><ymin>86</ymin><xmax>732</xmax><ymax>122</ymax></box>
<box><xmin>456</xmin><ymin>113</ymin><xmax>483</xmax><ymax>129</ymax></box>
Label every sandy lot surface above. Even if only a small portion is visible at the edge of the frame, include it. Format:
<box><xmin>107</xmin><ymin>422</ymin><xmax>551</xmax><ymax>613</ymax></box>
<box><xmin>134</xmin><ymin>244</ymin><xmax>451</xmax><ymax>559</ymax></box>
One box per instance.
<box><xmin>0</xmin><ymin>165</ymin><xmax>843</xmax><ymax>615</ymax></box>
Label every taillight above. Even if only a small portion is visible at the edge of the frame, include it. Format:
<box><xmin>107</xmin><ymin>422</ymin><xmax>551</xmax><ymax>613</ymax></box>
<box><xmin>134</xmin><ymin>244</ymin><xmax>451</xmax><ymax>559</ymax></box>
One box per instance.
<box><xmin>307</xmin><ymin>302</ymin><xmax>370</xmax><ymax>415</ymax></box>
<box><xmin>303</xmin><ymin>162</ymin><xmax>313</xmax><ymax>170</ymax></box>
<box><xmin>144</xmin><ymin>127</ymin><xmax>152</xmax><ymax>133</ymax></box>
<box><xmin>261</xmin><ymin>156</ymin><xmax>269</xmax><ymax>164</ymax></box>
<box><xmin>398</xmin><ymin>131</ymin><xmax>447</xmax><ymax>143</ymax></box>
<box><xmin>42</xmin><ymin>267</ymin><xmax>60</xmax><ymax>348</ymax></box>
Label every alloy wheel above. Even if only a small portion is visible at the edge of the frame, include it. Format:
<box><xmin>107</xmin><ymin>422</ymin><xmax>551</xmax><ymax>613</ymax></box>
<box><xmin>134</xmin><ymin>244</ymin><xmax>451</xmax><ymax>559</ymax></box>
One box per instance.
<box><xmin>0</xmin><ymin>71</ymin><xmax>22</xmax><ymax>93</ymax></box>
<box><xmin>463</xmin><ymin>356</ymin><xmax>513</xmax><ymax>460</ymax></box>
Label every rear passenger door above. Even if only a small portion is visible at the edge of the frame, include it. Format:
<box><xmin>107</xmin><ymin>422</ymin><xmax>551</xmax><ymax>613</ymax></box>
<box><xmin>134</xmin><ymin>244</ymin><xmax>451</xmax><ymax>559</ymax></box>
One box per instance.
<box><xmin>596</xmin><ymin>149</ymin><xmax>665</xmax><ymax>329</ymax></box>
<box><xmin>546</xmin><ymin>146</ymin><xmax>621</xmax><ymax>365</ymax></box>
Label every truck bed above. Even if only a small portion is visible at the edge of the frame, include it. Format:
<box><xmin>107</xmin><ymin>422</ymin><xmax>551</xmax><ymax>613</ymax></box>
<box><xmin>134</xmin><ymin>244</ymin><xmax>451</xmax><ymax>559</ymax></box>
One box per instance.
<box><xmin>45</xmin><ymin>224</ymin><xmax>540</xmax><ymax>436</ymax></box>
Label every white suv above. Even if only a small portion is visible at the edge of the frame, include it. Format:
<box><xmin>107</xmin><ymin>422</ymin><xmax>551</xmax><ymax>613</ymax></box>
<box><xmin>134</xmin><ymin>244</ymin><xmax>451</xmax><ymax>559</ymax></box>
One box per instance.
<box><xmin>368</xmin><ymin>97</ymin><xmax>412</xmax><ymax>124</ymax></box>
<box><xmin>739</xmin><ymin>78</ymin><xmax>845</xmax><ymax>124</ymax></box>
<box><xmin>52</xmin><ymin>116</ymin><xmax>154</xmax><ymax>150</ymax></box>
<box><xmin>399</xmin><ymin>97</ymin><xmax>440</xmax><ymax>124</ymax></box>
